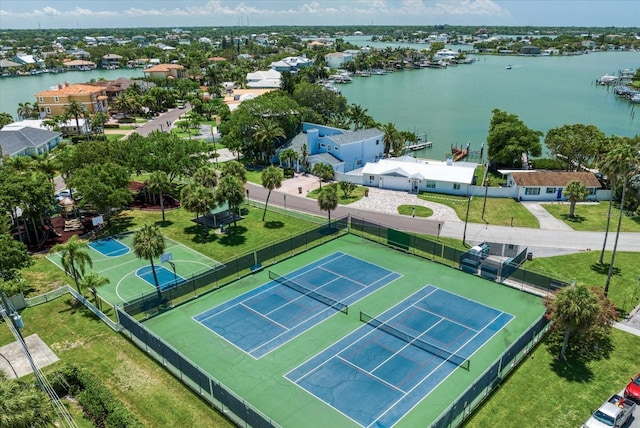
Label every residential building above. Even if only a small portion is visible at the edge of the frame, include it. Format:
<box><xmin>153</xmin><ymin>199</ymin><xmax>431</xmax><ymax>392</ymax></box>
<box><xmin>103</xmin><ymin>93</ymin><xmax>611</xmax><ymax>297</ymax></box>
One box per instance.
<box><xmin>142</xmin><ymin>63</ymin><xmax>186</xmax><ymax>79</ymax></box>
<box><xmin>505</xmin><ymin>171</ymin><xmax>603</xmax><ymax>201</ymax></box>
<box><xmin>0</xmin><ymin>122</ymin><xmax>62</xmax><ymax>157</ymax></box>
<box><xmin>101</xmin><ymin>54</ymin><xmax>122</xmax><ymax>68</ymax></box>
<box><xmin>361</xmin><ymin>157</ymin><xmax>477</xmax><ymax>194</ymax></box>
<box><xmin>35</xmin><ymin>82</ymin><xmax>108</xmax><ymax>117</ymax></box>
<box><xmin>12</xmin><ymin>54</ymin><xmax>44</xmax><ymax>69</ymax></box>
<box><xmin>324</xmin><ymin>52</ymin><xmax>353</xmax><ymax>69</ymax></box>
<box><xmin>278</xmin><ymin>123</ymin><xmax>384</xmax><ymax>174</ymax></box>
<box><xmin>62</xmin><ymin>59</ymin><xmax>96</xmax><ymax>71</ymax></box>
<box><xmin>520</xmin><ymin>46</ymin><xmax>541</xmax><ymax>55</ymax></box>
<box><xmin>269</xmin><ymin>56</ymin><xmax>312</xmax><ymax>73</ymax></box>
<box><xmin>246</xmin><ymin>69</ymin><xmax>282</xmax><ymax>88</ymax></box>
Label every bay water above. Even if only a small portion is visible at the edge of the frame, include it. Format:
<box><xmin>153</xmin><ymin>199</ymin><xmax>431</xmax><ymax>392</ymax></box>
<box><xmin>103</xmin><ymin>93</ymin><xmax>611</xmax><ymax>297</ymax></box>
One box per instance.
<box><xmin>339</xmin><ymin>49</ymin><xmax>639</xmax><ymax>160</ymax></box>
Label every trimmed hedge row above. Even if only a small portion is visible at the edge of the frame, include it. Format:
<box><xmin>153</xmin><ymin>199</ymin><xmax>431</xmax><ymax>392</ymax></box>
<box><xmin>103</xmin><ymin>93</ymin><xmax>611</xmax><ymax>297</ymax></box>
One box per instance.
<box><xmin>51</xmin><ymin>364</ymin><xmax>143</xmax><ymax>428</ymax></box>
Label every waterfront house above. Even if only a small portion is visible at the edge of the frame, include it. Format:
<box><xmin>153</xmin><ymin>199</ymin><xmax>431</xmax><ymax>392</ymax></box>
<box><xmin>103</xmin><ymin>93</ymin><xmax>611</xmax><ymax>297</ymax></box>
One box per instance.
<box><xmin>504</xmin><ymin>171</ymin><xmax>603</xmax><ymax>201</ymax></box>
<box><xmin>0</xmin><ymin>59</ymin><xmax>21</xmax><ymax>74</ymax></box>
<box><xmin>12</xmin><ymin>54</ymin><xmax>44</xmax><ymax>69</ymax></box>
<box><xmin>101</xmin><ymin>54</ymin><xmax>123</xmax><ymax>69</ymax></box>
<box><xmin>520</xmin><ymin>46</ymin><xmax>541</xmax><ymax>55</ymax></box>
<box><xmin>278</xmin><ymin>123</ymin><xmax>384</xmax><ymax>174</ymax></box>
<box><xmin>62</xmin><ymin>59</ymin><xmax>96</xmax><ymax>71</ymax></box>
<box><xmin>360</xmin><ymin>157</ymin><xmax>477</xmax><ymax>194</ymax></box>
<box><xmin>142</xmin><ymin>63</ymin><xmax>186</xmax><ymax>79</ymax></box>
<box><xmin>324</xmin><ymin>52</ymin><xmax>353</xmax><ymax>69</ymax></box>
<box><xmin>35</xmin><ymin>82</ymin><xmax>108</xmax><ymax>117</ymax></box>
<box><xmin>0</xmin><ymin>122</ymin><xmax>62</xmax><ymax>157</ymax></box>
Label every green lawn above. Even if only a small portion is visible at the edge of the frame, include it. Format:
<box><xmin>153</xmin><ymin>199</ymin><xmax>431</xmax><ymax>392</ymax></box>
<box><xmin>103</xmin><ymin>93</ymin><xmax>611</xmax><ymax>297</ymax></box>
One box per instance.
<box><xmin>417</xmin><ymin>193</ymin><xmax>540</xmax><ymax>228</ymax></box>
<box><xmin>0</xmin><ymin>298</ymin><xmax>232</xmax><ymax>428</ymax></box>
<box><xmin>307</xmin><ymin>183</ymin><xmax>367</xmax><ymax>204</ymax></box>
<box><xmin>397</xmin><ymin>204</ymin><xmax>434</xmax><ymax>218</ymax></box>
<box><xmin>466</xmin><ymin>329</ymin><xmax>640</xmax><ymax>428</ymax></box>
<box><xmin>542</xmin><ymin>202</ymin><xmax>640</xmax><ymax>232</ymax></box>
<box><xmin>526</xmin><ymin>251</ymin><xmax>640</xmax><ymax>315</ymax></box>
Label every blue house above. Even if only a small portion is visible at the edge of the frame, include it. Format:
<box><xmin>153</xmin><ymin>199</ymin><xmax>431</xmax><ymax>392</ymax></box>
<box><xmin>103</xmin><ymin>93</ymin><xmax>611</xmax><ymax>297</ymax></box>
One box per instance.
<box><xmin>277</xmin><ymin>123</ymin><xmax>384</xmax><ymax>174</ymax></box>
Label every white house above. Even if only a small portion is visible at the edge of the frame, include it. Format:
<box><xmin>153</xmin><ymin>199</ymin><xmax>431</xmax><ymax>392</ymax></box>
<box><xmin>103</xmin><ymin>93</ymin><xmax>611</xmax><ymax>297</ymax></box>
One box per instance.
<box><xmin>269</xmin><ymin>56</ymin><xmax>312</xmax><ymax>73</ymax></box>
<box><xmin>324</xmin><ymin>52</ymin><xmax>353</xmax><ymax>69</ymax></box>
<box><xmin>0</xmin><ymin>123</ymin><xmax>62</xmax><ymax>157</ymax></box>
<box><xmin>361</xmin><ymin>156</ymin><xmax>477</xmax><ymax>194</ymax></box>
<box><xmin>246</xmin><ymin>69</ymin><xmax>282</xmax><ymax>88</ymax></box>
<box><xmin>504</xmin><ymin>171</ymin><xmax>603</xmax><ymax>201</ymax></box>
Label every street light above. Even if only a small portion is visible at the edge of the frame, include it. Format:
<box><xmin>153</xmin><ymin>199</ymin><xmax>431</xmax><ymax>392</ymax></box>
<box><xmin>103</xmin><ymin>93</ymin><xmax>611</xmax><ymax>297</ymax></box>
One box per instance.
<box><xmin>284</xmin><ymin>194</ymin><xmax>287</xmax><ymax>211</ymax></box>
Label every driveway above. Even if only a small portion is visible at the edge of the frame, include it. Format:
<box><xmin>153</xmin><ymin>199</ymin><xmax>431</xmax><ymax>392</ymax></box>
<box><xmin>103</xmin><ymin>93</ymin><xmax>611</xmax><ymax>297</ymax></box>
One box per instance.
<box><xmin>521</xmin><ymin>202</ymin><xmax>574</xmax><ymax>231</ymax></box>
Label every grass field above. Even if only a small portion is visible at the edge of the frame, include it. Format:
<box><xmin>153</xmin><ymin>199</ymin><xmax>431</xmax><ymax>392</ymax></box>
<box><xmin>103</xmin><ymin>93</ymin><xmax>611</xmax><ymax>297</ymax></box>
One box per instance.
<box><xmin>466</xmin><ymin>328</ymin><xmax>640</xmax><ymax>428</ymax></box>
<box><xmin>542</xmin><ymin>201</ymin><xmax>640</xmax><ymax>232</ymax></box>
<box><xmin>417</xmin><ymin>193</ymin><xmax>540</xmax><ymax>228</ymax></box>
<box><xmin>0</xmin><ymin>297</ymin><xmax>232</xmax><ymax>428</ymax></box>
<box><xmin>142</xmin><ymin>234</ymin><xmax>544</xmax><ymax>427</ymax></box>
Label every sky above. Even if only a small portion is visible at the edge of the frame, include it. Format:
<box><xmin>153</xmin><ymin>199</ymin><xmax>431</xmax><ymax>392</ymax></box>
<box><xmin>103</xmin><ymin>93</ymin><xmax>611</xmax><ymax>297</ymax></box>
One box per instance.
<box><xmin>0</xmin><ymin>0</ymin><xmax>638</xmax><ymax>30</ymax></box>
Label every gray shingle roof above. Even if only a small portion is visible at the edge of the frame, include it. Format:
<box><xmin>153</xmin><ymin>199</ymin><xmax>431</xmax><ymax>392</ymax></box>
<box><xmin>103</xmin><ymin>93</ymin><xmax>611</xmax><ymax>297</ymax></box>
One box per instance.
<box><xmin>0</xmin><ymin>127</ymin><xmax>61</xmax><ymax>156</ymax></box>
<box><xmin>327</xmin><ymin>128</ymin><xmax>382</xmax><ymax>144</ymax></box>
<box><xmin>308</xmin><ymin>152</ymin><xmax>343</xmax><ymax>166</ymax></box>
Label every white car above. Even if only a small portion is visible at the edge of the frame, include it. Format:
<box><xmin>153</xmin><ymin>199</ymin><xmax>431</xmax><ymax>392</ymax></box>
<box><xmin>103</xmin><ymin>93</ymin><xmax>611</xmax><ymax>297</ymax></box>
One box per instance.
<box><xmin>55</xmin><ymin>189</ymin><xmax>77</xmax><ymax>201</ymax></box>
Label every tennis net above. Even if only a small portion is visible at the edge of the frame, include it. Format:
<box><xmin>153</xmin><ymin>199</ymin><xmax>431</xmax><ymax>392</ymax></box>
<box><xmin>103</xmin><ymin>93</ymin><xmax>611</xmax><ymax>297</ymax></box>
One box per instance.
<box><xmin>360</xmin><ymin>311</ymin><xmax>470</xmax><ymax>370</ymax></box>
<box><xmin>269</xmin><ymin>270</ymin><xmax>348</xmax><ymax>314</ymax></box>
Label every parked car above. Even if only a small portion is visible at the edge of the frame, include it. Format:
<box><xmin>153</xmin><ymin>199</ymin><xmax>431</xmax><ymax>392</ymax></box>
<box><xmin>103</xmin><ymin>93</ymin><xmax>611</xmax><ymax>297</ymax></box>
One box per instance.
<box><xmin>625</xmin><ymin>373</ymin><xmax>640</xmax><ymax>403</ymax></box>
<box><xmin>583</xmin><ymin>394</ymin><xmax>636</xmax><ymax>428</ymax></box>
<box><xmin>55</xmin><ymin>188</ymin><xmax>78</xmax><ymax>202</ymax></box>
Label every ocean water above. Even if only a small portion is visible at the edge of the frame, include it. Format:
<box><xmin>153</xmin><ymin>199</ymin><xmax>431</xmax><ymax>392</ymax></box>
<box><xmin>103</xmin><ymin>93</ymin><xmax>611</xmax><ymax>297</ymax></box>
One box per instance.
<box><xmin>339</xmin><ymin>50</ymin><xmax>639</xmax><ymax>160</ymax></box>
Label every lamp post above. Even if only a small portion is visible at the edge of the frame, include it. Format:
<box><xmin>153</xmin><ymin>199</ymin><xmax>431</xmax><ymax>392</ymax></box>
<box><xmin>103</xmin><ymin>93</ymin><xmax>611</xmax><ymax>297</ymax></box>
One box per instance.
<box><xmin>284</xmin><ymin>194</ymin><xmax>287</xmax><ymax>211</ymax></box>
<box><xmin>462</xmin><ymin>190</ymin><xmax>472</xmax><ymax>246</ymax></box>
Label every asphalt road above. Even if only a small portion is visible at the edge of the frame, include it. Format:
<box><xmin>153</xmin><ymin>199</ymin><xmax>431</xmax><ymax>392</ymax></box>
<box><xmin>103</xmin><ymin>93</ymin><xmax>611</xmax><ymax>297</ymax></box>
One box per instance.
<box><xmin>246</xmin><ymin>182</ymin><xmax>640</xmax><ymax>253</ymax></box>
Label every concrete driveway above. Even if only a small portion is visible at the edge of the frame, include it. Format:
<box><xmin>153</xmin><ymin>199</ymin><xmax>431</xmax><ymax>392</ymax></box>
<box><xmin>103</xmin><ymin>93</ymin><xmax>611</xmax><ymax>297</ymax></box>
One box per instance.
<box><xmin>521</xmin><ymin>201</ymin><xmax>574</xmax><ymax>231</ymax></box>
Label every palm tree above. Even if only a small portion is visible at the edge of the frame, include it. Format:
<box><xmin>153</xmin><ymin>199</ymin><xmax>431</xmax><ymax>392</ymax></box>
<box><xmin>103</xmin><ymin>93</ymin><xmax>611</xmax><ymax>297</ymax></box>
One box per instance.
<box><xmin>193</xmin><ymin>165</ymin><xmax>218</xmax><ymax>188</ymax></box>
<box><xmin>180</xmin><ymin>183</ymin><xmax>216</xmax><ymax>232</ymax></box>
<box><xmin>312</xmin><ymin>162</ymin><xmax>334</xmax><ymax>189</ymax></box>
<box><xmin>146</xmin><ymin>171</ymin><xmax>171</xmax><ymax>222</ymax></box>
<box><xmin>0</xmin><ymin>375</ymin><xmax>54</xmax><ymax>427</ymax></box>
<box><xmin>53</xmin><ymin>235</ymin><xmax>93</xmax><ymax>295</ymax></box>
<box><xmin>318</xmin><ymin>185</ymin><xmax>339</xmax><ymax>224</ymax></box>
<box><xmin>215</xmin><ymin>175</ymin><xmax>245</xmax><ymax>229</ymax></box>
<box><xmin>64</xmin><ymin>99</ymin><xmax>86</xmax><ymax>135</ymax></box>
<box><xmin>300</xmin><ymin>143</ymin><xmax>309</xmax><ymax>174</ymax></box>
<box><xmin>602</xmin><ymin>137</ymin><xmax>640</xmax><ymax>297</ymax></box>
<box><xmin>0</xmin><ymin>112</ymin><xmax>13</xmax><ymax>129</ymax></box>
<box><xmin>261</xmin><ymin>166</ymin><xmax>284</xmax><ymax>221</ymax></box>
<box><xmin>220</xmin><ymin>160</ymin><xmax>247</xmax><ymax>183</ymax></box>
<box><xmin>132</xmin><ymin>224</ymin><xmax>166</xmax><ymax>299</ymax></box>
<box><xmin>252</xmin><ymin>119</ymin><xmax>285</xmax><ymax>164</ymax></box>
<box><xmin>79</xmin><ymin>272</ymin><xmax>109</xmax><ymax>308</ymax></box>
<box><xmin>381</xmin><ymin>122</ymin><xmax>400</xmax><ymax>157</ymax></box>
<box><xmin>16</xmin><ymin>101</ymin><xmax>35</xmax><ymax>120</ymax></box>
<box><xmin>348</xmin><ymin>104</ymin><xmax>369</xmax><ymax>130</ymax></box>
<box><xmin>279</xmin><ymin>148</ymin><xmax>298</xmax><ymax>169</ymax></box>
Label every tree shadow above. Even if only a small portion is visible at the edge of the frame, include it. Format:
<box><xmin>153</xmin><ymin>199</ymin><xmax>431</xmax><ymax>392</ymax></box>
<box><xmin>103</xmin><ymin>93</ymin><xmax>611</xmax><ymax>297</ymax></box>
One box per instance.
<box><xmin>103</xmin><ymin>212</ymin><xmax>135</xmax><ymax>235</ymax></box>
<box><xmin>549</xmin><ymin>356</ymin><xmax>594</xmax><ymax>383</ymax></box>
<box><xmin>590</xmin><ymin>262</ymin><xmax>620</xmax><ymax>276</ymax></box>
<box><xmin>264</xmin><ymin>221</ymin><xmax>284</xmax><ymax>229</ymax></box>
<box><xmin>563</xmin><ymin>214</ymin><xmax>586</xmax><ymax>223</ymax></box>
<box><xmin>219</xmin><ymin>226</ymin><xmax>247</xmax><ymax>246</ymax></box>
<box><xmin>154</xmin><ymin>220</ymin><xmax>174</xmax><ymax>228</ymax></box>
<box><xmin>183</xmin><ymin>224</ymin><xmax>218</xmax><ymax>244</ymax></box>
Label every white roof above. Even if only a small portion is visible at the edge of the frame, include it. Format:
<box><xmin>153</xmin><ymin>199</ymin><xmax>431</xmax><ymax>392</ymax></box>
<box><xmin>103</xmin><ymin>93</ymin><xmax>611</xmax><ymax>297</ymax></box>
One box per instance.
<box><xmin>362</xmin><ymin>157</ymin><xmax>476</xmax><ymax>184</ymax></box>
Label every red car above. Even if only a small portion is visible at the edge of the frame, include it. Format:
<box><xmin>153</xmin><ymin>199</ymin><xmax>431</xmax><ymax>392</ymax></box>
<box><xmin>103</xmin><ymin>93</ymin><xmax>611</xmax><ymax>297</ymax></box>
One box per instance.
<box><xmin>625</xmin><ymin>373</ymin><xmax>640</xmax><ymax>403</ymax></box>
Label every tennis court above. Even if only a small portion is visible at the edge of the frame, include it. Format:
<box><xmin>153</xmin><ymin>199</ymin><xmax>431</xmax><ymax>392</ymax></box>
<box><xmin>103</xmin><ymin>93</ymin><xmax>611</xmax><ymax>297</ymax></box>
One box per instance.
<box><xmin>47</xmin><ymin>232</ymin><xmax>222</xmax><ymax>304</ymax></box>
<box><xmin>140</xmin><ymin>234</ymin><xmax>545</xmax><ymax>427</ymax></box>
<box><xmin>194</xmin><ymin>252</ymin><xmax>401</xmax><ymax>358</ymax></box>
<box><xmin>286</xmin><ymin>285</ymin><xmax>513</xmax><ymax>427</ymax></box>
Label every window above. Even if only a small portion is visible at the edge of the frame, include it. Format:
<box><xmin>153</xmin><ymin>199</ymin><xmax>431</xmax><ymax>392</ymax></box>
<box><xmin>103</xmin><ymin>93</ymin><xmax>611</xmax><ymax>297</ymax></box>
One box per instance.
<box><xmin>453</xmin><ymin>183</ymin><xmax>461</xmax><ymax>190</ymax></box>
<box><xmin>356</xmin><ymin>160</ymin><xmax>362</xmax><ymax>165</ymax></box>
<box><xmin>334</xmin><ymin>146</ymin><xmax>339</xmax><ymax>151</ymax></box>
<box><xmin>327</xmin><ymin>145</ymin><xmax>331</xmax><ymax>152</ymax></box>
<box><xmin>320</xmin><ymin>143</ymin><xmax>326</xmax><ymax>148</ymax></box>
<box><xmin>45</xmin><ymin>107</ymin><xmax>51</xmax><ymax>113</ymax></box>
<box><xmin>54</xmin><ymin>96</ymin><xmax>59</xmax><ymax>103</ymax></box>
<box><xmin>546</xmin><ymin>187</ymin><xmax>556</xmax><ymax>194</ymax></box>
<box><xmin>425</xmin><ymin>181</ymin><xmax>436</xmax><ymax>189</ymax></box>
<box><xmin>524</xmin><ymin>187</ymin><xmax>540</xmax><ymax>195</ymax></box>
<box><xmin>376</xmin><ymin>139</ymin><xmax>379</xmax><ymax>145</ymax></box>
<box><xmin>588</xmin><ymin>188</ymin><xmax>597</xmax><ymax>195</ymax></box>
<box><xmin>369</xmin><ymin>176</ymin><xmax>374</xmax><ymax>181</ymax></box>
<box><xmin>38</xmin><ymin>97</ymin><xmax>44</xmax><ymax>103</ymax></box>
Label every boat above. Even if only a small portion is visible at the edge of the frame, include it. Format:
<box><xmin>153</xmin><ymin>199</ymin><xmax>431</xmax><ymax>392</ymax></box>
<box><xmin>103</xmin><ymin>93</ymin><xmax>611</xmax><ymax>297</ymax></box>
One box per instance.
<box><xmin>506</xmin><ymin>65</ymin><xmax>512</xmax><ymax>70</ymax></box>
<box><xmin>597</xmin><ymin>74</ymin><xmax>618</xmax><ymax>85</ymax></box>
<box><xmin>631</xmin><ymin>94</ymin><xmax>640</xmax><ymax>104</ymax></box>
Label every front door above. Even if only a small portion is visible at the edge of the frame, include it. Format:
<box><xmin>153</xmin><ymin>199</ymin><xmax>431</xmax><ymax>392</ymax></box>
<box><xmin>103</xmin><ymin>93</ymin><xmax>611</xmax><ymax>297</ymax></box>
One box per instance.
<box><xmin>557</xmin><ymin>188</ymin><xmax>562</xmax><ymax>199</ymax></box>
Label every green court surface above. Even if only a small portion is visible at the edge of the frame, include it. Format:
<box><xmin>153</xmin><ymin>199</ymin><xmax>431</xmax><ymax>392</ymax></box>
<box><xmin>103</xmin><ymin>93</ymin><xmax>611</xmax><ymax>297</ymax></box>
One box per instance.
<box><xmin>141</xmin><ymin>234</ymin><xmax>545</xmax><ymax>428</ymax></box>
<box><xmin>47</xmin><ymin>232</ymin><xmax>222</xmax><ymax>304</ymax></box>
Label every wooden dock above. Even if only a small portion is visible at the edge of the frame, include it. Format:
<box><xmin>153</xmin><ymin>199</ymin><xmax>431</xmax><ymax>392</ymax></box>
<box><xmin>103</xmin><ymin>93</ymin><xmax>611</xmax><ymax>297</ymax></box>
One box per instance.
<box><xmin>405</xmin><ymin>141</ymin><xmax>433</xmax><ymax>151</ymax></box>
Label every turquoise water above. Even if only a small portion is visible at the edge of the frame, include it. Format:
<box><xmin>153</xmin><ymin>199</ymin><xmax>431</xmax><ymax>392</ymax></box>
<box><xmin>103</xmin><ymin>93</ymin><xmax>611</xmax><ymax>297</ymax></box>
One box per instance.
<box><xmin>340</xmin><ymin>50</ymin><xmax>639</xmax><ymax>160</ymax></box>
<box><xmin>0</xmin><ymin>68</ymin><xmax>144</xmax><ymax>119</ymax></box>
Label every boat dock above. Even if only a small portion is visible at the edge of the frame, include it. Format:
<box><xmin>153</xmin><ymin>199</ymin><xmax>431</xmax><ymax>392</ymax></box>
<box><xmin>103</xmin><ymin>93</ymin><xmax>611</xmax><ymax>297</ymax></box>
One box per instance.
<box><xmin>406</xmin><ymin>141</ymin><xmax>433</xmax><ymax>150</ymax></box>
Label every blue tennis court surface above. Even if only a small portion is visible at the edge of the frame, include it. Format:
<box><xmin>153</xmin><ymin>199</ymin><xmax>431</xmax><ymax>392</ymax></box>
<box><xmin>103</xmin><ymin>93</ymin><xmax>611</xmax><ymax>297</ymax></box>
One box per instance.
<box><xmin>286</xmin><ymin>285</ymin><xmax>514</xmax><ymax>427</ymax></box>
<box><xmin>89</xmin><ymin>238</ymin><xmax>129</xmax><ymax>257</ymax></box>
<box><xmin>136</xmin><ymin>265</ymin><xmax>185</xmax><ymax>291</ymax></box>
<box><xmin>193</xmin><ymin>252</ymin><xmax>401</xmax><ymax>358</ymax></box>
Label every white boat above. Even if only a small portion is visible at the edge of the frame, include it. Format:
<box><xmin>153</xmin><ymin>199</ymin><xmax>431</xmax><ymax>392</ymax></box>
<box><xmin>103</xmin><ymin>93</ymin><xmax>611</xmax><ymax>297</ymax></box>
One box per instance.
<box><xmin>433</xmin><ymin>49</ymin><xmax>459</xmax><ymax>61</ymax></box>
<box><xmin>630</xmin><ymin>94</ymin><xmax>640</xmax><ymax>103</ymax></box>
<box><xmin>597</xmin><ymin>74</ymin><xmax>618</xmax><ymax>85</ymax></box>
<box><xmin>506</xmin><ymin>65</ymin><xmax>512</xmax><ymax>70</ymax></box>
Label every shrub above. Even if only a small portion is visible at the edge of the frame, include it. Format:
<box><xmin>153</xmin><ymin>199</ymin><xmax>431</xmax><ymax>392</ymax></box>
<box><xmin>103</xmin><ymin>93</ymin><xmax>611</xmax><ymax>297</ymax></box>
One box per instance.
<box><xmin>51</xmin><ymin>364</ymin><xmax>143</xmax><ymax>428</ymax></box>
